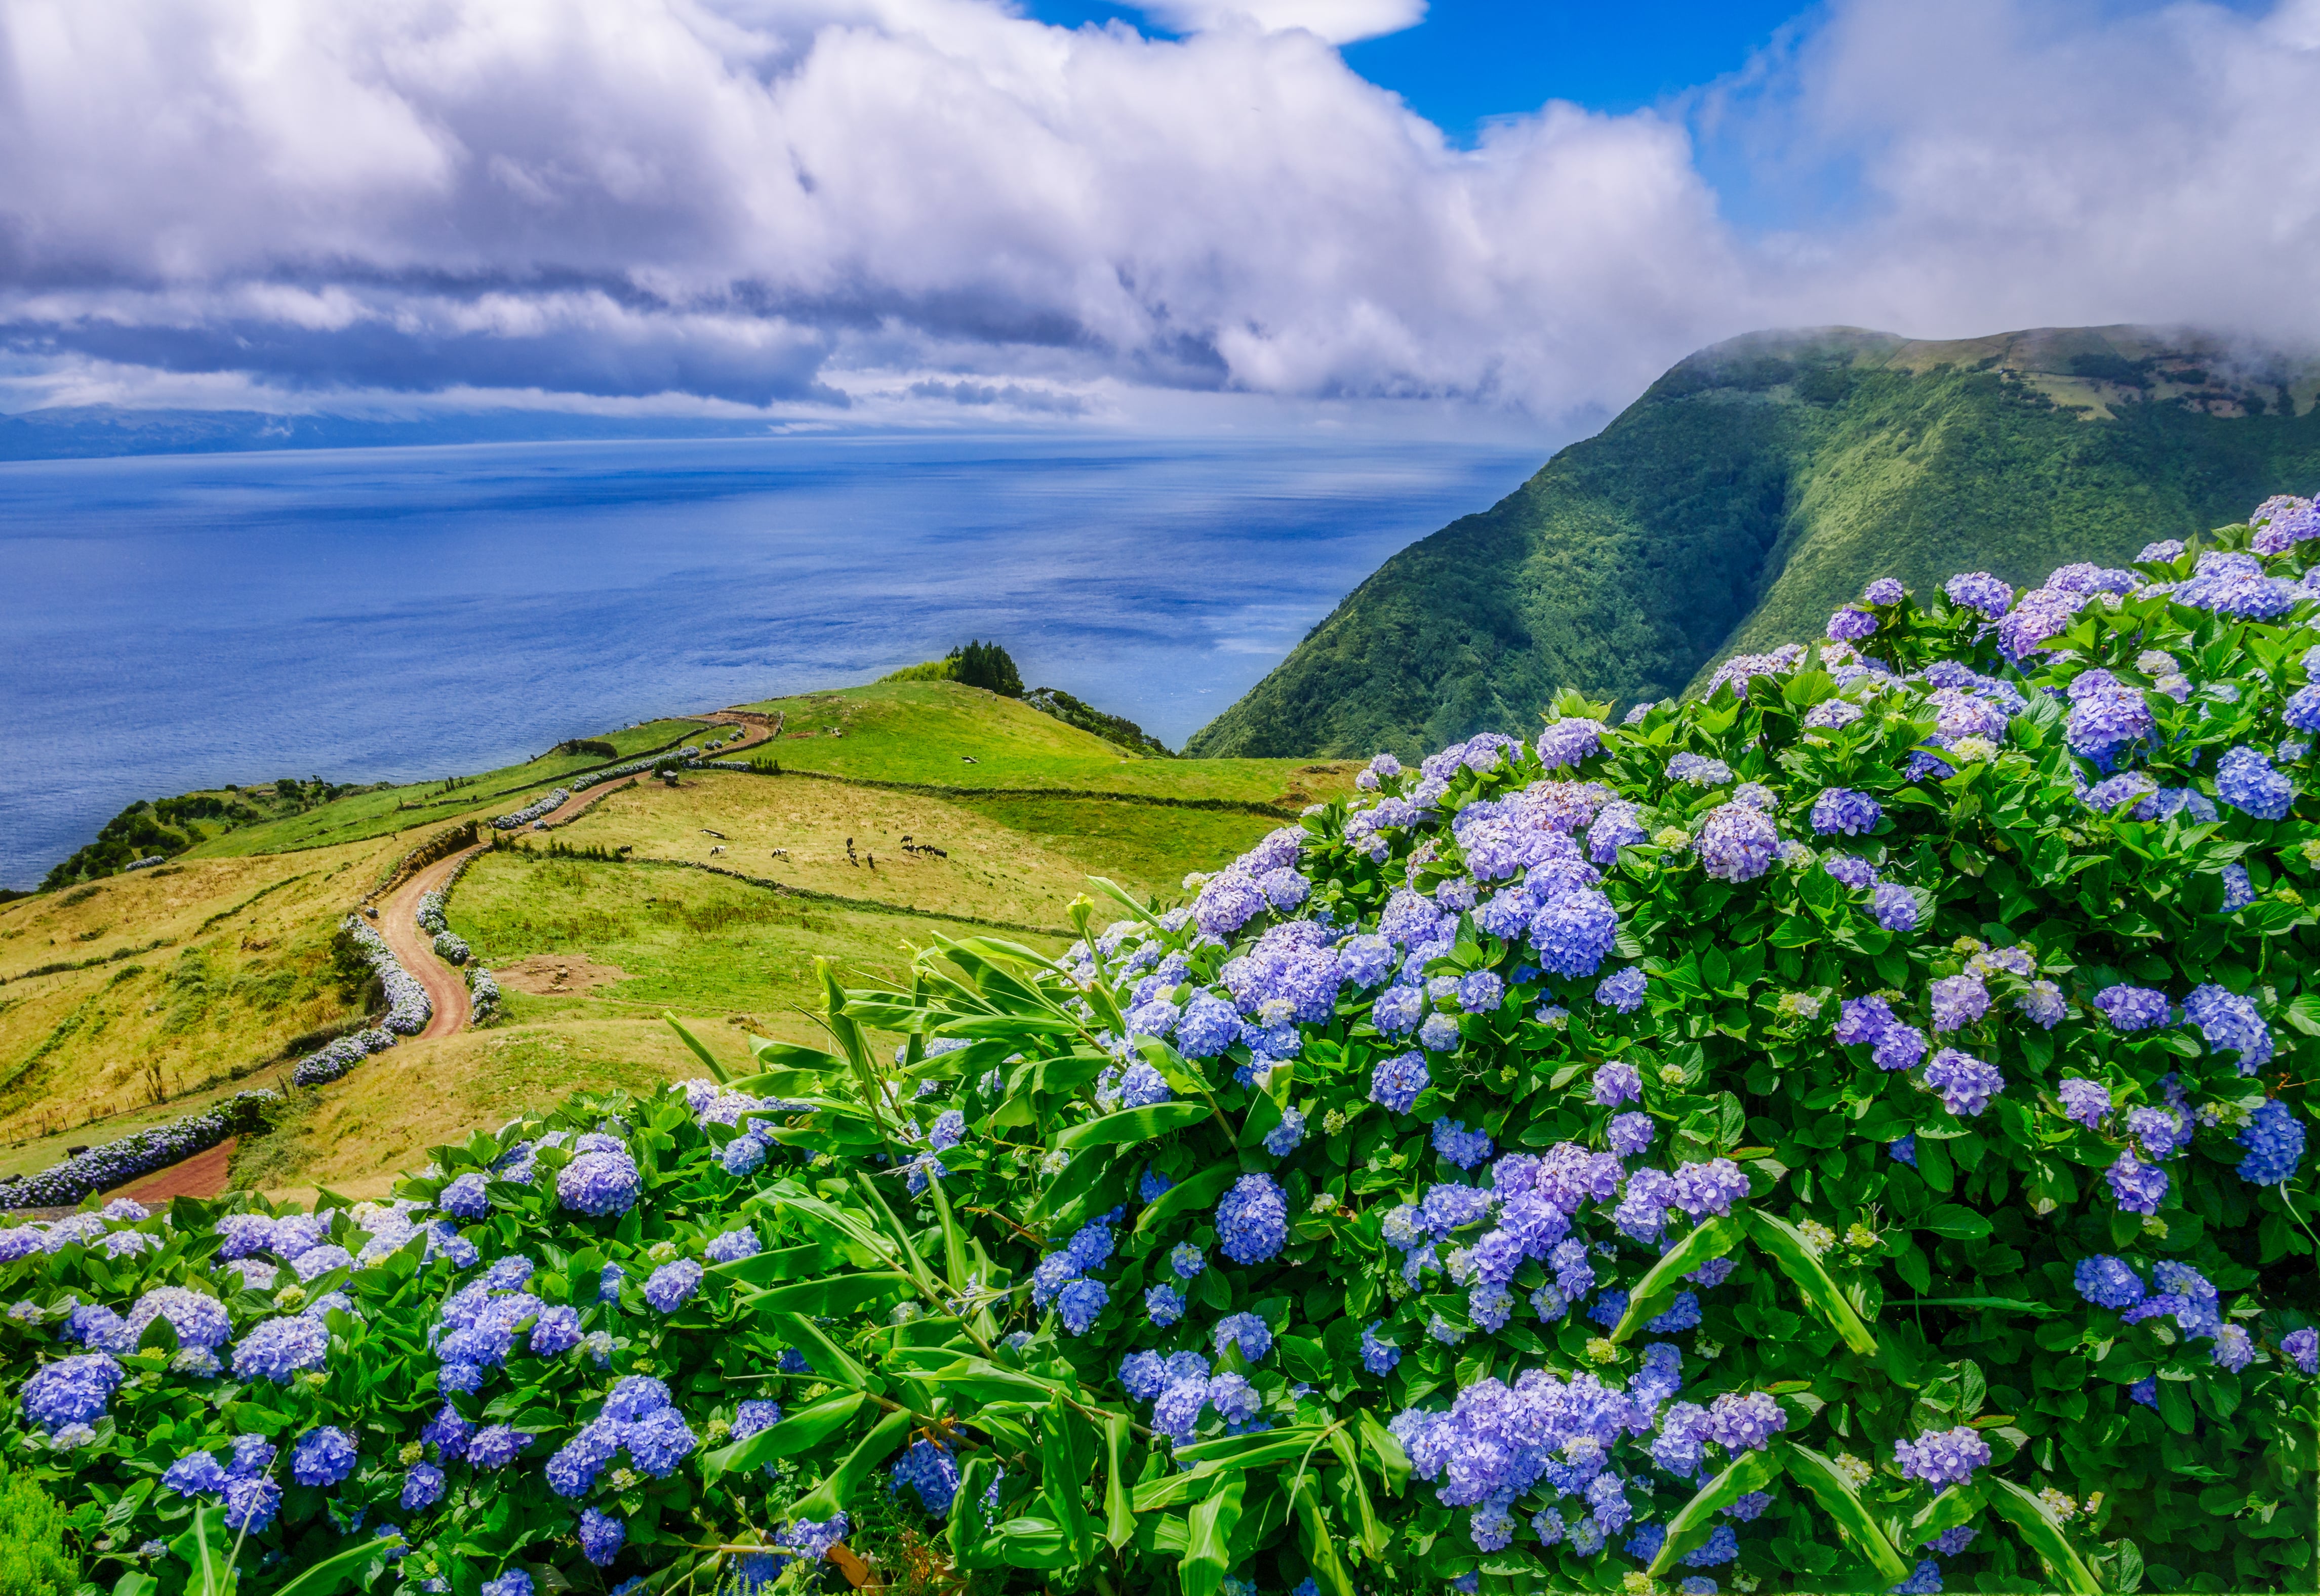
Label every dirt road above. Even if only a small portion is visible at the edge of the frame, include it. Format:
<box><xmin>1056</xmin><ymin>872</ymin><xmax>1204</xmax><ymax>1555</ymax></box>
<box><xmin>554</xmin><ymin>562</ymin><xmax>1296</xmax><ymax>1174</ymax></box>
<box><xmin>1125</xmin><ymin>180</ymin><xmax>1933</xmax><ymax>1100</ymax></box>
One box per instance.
<box><xmin>378</xmin><ymin>848</ymin><xmax>475</xmax><ymax>1040</ymax></box>
<box><xmin>372</xmin><ymin>707</ymin><xmax>785</xmax><ymax>1044</ymax></box>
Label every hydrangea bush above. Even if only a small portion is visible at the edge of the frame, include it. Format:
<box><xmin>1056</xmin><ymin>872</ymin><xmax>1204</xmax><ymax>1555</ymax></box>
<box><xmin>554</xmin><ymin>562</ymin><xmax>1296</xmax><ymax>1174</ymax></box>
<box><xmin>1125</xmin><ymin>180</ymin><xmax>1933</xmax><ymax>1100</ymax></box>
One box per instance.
<box><xmin>0</xmin><ymin>1092</ymin><xmax>281</xmax><ymax>1211</ymax></box>
<box><xmin>5</xmin><ymin>503</ymin><xmax>2320</xmax><ymax>1595</ymax></box>
<box><xmin>491</xmin><ymin>792</ymin><xmax>571</xmax><ymax>832</ymax></box>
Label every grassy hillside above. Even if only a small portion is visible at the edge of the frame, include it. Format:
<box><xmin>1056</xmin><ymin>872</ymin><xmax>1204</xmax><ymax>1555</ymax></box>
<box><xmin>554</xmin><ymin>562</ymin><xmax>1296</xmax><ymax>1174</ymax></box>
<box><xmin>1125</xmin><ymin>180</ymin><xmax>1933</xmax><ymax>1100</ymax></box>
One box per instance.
<box><xmin>4</xmin><ymin>680</ymin><xmax>1347</xmax><ymax>1194</ymax></box>
<box><xmin>1187</xmin><ymin>324</ymin><xmax>2320</xmax><ymax>758</ymax></box>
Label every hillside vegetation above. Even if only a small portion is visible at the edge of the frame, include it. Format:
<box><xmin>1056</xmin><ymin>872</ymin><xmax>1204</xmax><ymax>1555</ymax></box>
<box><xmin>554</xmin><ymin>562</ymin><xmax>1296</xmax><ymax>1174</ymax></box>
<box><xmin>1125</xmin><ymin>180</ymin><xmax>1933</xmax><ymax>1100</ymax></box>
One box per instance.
<box><xmin>1</xmin><ymin>680</ymin><xmax>1348</xmax><ymax>1193</ymax></box>
<box><xmin>1189</xmin><ymin>323</ymin><xmax>2320</xmax><ymax>757</ymax></box>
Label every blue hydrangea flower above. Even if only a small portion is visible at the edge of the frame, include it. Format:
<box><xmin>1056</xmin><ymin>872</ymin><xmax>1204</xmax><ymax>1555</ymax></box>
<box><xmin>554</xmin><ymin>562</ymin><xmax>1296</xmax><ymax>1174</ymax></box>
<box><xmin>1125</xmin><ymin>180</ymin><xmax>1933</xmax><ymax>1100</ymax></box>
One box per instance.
<box><xmin>290</xmin><ymin>1425</ymin><xmax>358</xmax><ymax>1487</ymax></box>
<box><xmin>1923</xmin><ymin>1050</ymin><xmax>2003</xmax><ymax>1117</ymax></box>
<box><xmin>224</xmin><ymin>1477</ymin><xmax>281</xmax><ymax>1534</ymax></box>
<box><xmin>1595</xmin><ymin>967</ymin><xmax>1645</xmax><ymax>1012</ymax></box>
<box><xmin>703</xmin><ymin>1229</ymin><xmax>759</xmax><ymax>1265</ymax></box>
<box><xmin>1893</xmin><ymin>1426</ymin><xmax>1989</xmax><ymax>1488</ymax></box>
<box><xmin>2183</xmin><ymin>983</ymin><xmax>2273</xmax><ymax>1072</ymax></box>
<box><xmin>1812</xmin><ymin>788</ymin><xmax>1882</xmax><ymax>836</ymax></box>
<box><xmin>579</xmin><ymin>1507</ymin><xmax>626</xmax><ymax>1567</ymax></box>
<box><xmin>643</xmin><ymin>1260</ymin><xmax>704</xmax><ymax>1313</ymax></box>
<box><xmin>1213</xmin><ymin>1312</ymin><xmax>1272</xmax><ymax>1362</ymax></box>
<box><xmin>1369</xmin><ymin>1052</ymin><xmax>1429</xmax><ymax>1113</ymax></box>
<box><xmin>2106</xmin><ymin>1151</ymin><xmax>2169</xmax><ymax>1215</ymax></box>
<box><xmin>1359</xmin><ymin>1322</ymin><xmax>1400</xmax><ymax>1375</ymax></box>
<box><xmin>2093</xmin><ymin>985</ymin><xmax>2170</xmax><ymax>1031</ymax></box>
<box><xmin>2074</xmin><ymin>1256</ymin><xmax>2144</xmax><ymax>1309</ymax></box>
<box><xmin>1607</xmin><ymin>1112</ymin><xmax>1654</xmax><ymax>1157</ymax></box>
<box><xmin>439</xmin><ymin>1173</ymin><xmax>491</xmax><ymax>1219</ymax></box>
<box><xmin>401</xmin><ymin>1462</ymin><xmax>445</xmax><ymax>1511</ymax></box>
<box><xmin>1057</xmin><ymin>1279</ymin><xmax>1108</xmax><ymax>1336</ymax></box>
<box><xmin>1263</xmin><ymin>1110</ymin><xmax>1306</xmax><ymax>1157</ymax></box>
<box><xmin>1431</xmin><ymin>1120</ymin><xmax>1493</xmax><ymax>1170</ymax></box>
<box><xmin>890</xmin><ymin>1438</ymin><xmax>959</xmax><ymax>1515</ymax></box>
<box><xmin>231</xmin><ymin>1315</ymin><xmax>329</xmax><ymax>1383</ymax></box>
<box><xmin>2217</xmin><ymin>745</ymin><xmax>2295</xmax><ymax>820</ymax></box>
<box><xmin>556</xmin><ymin>1149</ymin><xmax>643</xmax><ymax>1217</ymax></box>
<box><xmin>2058</xmin><ymin>1078</ymin><xmax>2110</xmax><ymax>1127</ymax></box>
<box><xmin>2236</xmin><ymin>1099</ymin><xmax>2306</xmax><ymax>1185</ymax></box>
<box><xmin>1215</xmin><ymin>1174</ymin><xmax>1288</xmax><ymax>1265</ymax></box>
<box><xmin>1145</xmin><ymin>1284</ymin><xmax>1184</xmax><ymax>1327</ymax></box>
<box><xmin>163</xmin><ymin>1449</ymin><xmax>229</xmax><ymax>1497</ymax></box>
<box><xmin>625</xmin><ymin>1407</ymin><xmax>697</xmax><ymax>1477</ymax></box>
<box><xmin>1872</xmin><ymin>883</ymin><xmax>1919</xmax><ymax>932</ymax></box>
<box><xmin>481</xmin><ymin>1572</ymin><xmax>534</xmax><ymax>1596</ymax></box>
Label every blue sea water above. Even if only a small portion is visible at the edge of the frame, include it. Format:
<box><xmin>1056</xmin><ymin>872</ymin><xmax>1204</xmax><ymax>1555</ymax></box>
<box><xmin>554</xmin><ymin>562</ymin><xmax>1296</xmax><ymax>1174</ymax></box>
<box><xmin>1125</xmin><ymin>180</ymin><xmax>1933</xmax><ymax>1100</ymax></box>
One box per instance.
<box><xmin>0</xmin><ymin>434</ymin><xmax>1538</xmax><ymax>886</ymax></box>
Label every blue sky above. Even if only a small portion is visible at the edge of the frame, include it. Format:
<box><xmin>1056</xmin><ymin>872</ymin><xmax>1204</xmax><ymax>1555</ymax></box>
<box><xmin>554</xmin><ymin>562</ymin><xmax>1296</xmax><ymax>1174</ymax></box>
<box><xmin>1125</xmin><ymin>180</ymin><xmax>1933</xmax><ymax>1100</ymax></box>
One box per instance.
<box><xmin>1027</xmin><ymin>1</ymin><xmax>1820</xmax><ymax>140</ymax></box>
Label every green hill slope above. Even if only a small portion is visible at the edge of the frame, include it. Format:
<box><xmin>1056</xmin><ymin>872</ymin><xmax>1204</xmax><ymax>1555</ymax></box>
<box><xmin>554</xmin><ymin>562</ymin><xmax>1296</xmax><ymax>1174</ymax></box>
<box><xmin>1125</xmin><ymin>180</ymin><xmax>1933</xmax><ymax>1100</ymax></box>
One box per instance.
<box><xmin>1186</xmin><ymin>323</ymin><xmax>2320</xmax><ymax>758</ymax></box>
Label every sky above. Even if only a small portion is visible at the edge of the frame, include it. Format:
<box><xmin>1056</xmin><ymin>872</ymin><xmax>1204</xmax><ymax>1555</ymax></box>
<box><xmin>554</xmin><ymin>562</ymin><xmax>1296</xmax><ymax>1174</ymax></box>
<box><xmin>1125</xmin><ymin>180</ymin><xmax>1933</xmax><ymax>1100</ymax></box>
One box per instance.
<box><xmin>2</xmin><ymin>0</ymin><xmax>2315</xmax><ymax>439</ymax></box>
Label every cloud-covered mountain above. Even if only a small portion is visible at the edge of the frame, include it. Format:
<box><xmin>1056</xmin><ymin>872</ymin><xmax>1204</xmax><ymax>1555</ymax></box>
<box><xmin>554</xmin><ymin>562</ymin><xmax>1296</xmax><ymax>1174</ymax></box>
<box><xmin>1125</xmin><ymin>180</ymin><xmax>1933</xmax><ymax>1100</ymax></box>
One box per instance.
<box><xmin>3</xmin><ymin>0</ymin><xmax>2320</xmax><ymax>425</ymax></box>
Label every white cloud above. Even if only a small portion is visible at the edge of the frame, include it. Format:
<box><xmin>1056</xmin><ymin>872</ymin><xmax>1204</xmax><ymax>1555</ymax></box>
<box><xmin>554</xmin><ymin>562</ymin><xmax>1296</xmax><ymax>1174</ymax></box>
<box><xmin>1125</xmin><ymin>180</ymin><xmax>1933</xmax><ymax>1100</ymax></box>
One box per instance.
<box><xmin>1</xmin><ymin>0</ymin><xmax>2317</xmax><ymax>427</ymax></box>
<box><xmin>1137</xmin><ymin>0</ymin><xmax>1426</xmax><ymax>45</ymax></box>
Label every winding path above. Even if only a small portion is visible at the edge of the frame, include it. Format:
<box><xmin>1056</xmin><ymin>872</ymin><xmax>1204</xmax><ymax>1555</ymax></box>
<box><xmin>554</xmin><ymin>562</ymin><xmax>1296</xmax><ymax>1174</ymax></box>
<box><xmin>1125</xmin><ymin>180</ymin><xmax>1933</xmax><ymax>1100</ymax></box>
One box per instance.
<box><xmin>377</xmin><ymin>708</ymin><xmax>785</xmax><ymax>1043</ymax></box>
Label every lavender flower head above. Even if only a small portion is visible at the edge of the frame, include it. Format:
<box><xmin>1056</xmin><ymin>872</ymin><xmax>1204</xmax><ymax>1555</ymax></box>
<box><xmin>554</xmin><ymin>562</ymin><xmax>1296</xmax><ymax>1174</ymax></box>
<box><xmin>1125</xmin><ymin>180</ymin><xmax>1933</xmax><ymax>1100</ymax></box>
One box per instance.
<box><xmin>1812</xmin><ymin>788</ymin><xmax>1883</xmax><ymax>837</ymax></box>
<box><xmin>1894</xmin><ymin>1427</ymin><xmax>1990</xmax><ymax>1488</ymax></box>
<box><xmin>2057</xmin><ymin>1078</ymin><xmax>2111</xmax><ymax>1128</ymax></box>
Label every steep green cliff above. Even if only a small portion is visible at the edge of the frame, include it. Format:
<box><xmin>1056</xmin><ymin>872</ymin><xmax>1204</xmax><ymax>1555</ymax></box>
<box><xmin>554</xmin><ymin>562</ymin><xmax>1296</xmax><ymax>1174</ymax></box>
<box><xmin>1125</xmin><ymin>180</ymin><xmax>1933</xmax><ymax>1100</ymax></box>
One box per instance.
<box><xmin>1187</xmin><ymin>324</ymin><xmax>2320</xmax><ymax>758</ymax></box>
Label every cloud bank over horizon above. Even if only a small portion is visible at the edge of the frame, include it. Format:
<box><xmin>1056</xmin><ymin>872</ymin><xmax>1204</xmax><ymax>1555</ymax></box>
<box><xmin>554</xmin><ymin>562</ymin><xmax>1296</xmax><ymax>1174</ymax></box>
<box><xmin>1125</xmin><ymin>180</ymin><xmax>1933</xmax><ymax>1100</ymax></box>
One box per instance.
<box><xmin>3</xmin><ymin>0</ymin><xmax>2318</xmax><ymax>432</ymax></box>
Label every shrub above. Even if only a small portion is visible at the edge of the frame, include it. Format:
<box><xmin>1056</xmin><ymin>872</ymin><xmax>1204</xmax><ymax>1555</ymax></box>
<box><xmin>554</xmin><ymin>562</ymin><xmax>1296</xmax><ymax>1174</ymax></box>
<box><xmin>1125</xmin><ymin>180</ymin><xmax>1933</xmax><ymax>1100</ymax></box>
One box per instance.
<box><xmin>492</xmin><ymin>790</ymin><xmax>570</xmax><ymax>831</ymax></box>
<box><xmin>433</xmin><ymin>931</ymin><xmax>472</xmax><ymax>966</ymax></box>
<box><xmin>2</xmin><ymin>503</ymin><xmax>2318</xmax><ymax>1596</ymax></box>
<box><xmin>0</xmin><ymin>1090</ymin><xmax>281</xmax><ymax>1208</ymax></box>
<box><xmin>0</xmin><ymin>1463</ymin><xmax>79</xmax><ymax>1596</ymax></box>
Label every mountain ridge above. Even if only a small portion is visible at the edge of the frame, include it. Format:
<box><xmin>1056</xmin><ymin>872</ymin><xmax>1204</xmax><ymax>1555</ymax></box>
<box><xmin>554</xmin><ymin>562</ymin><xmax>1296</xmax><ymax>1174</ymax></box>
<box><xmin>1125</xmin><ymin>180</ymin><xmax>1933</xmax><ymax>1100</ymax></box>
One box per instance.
<box><xmin>1184</xmin><ymin>322</ymin><xmax>2320</xmax><ymax>758</ymax></box>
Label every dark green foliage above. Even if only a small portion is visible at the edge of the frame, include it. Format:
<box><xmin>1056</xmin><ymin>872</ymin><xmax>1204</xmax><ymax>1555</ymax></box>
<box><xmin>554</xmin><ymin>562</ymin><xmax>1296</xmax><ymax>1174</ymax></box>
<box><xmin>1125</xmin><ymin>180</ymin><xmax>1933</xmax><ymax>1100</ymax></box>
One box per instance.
<box><xmin>1024</xmin><ymin>687</ymin><xmax>1174</xmax><ymax>757</ymax></box>
<box><xmin>39</xmin><ymin>799</ymin><xmax>188</xmax><ymax>889</ymax></box>
<box><xmin>948</xmin><ymin>639</ymin><xmax>1025</xmax><ymax>698</ymax></box>
<box><xmin>0</xmin><ymin>1463</ymin><xmax>79</xmax><ymax>1596</ymax></box>
<box><xmin>1189</xmin><ymin>325</ymin><xmax>2320</xmax><ymax>758</ymax></box>
<box><xmin>557</xmin><ymin>738</ymin><xmax>619</xmax><ymax>758</ymax></box>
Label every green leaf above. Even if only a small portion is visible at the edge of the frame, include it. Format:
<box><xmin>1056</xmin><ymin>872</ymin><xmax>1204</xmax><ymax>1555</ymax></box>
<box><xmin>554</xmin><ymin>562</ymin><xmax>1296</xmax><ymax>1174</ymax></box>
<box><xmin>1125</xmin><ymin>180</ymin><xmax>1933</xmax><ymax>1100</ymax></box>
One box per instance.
<box><xmin>268</xmin><ymin>1532</ymin><xmax>406</xmax><ymax>1596</ymax></box>
<box><xmin>662</xmin><ymin>1010</ymin><xmax>730</xmax><ymax>1083</ymax></box>
<box><xmin>170</xmin><ymin>1501</ymin><xmax>235</xmax><ymax>1596</ymax></box>
<box><xmin>1921</xmin><ymin>1204</ymin><xmax>1993</xmax><ymax>1240</ymax></box>
<box><xmin>1916</xmin><ymin>1135</ymin><xmax>1955</xmax><ymax>1193</ymax></box>
<box><xmin>924</xmin><ymin>1165</ymin><xmax>973</xmax><ymax>1294</ymax></box>
<box><xmin>1649</xmin><ymin>1447</ymin><xmax>1781</xmax><ymax>1575</ymax></box>
<box><xmin>1357</xmin><ymin>1408</ymin><xmax>1411</xmax><ymax>1494</ymax></box>
<box><xmin>1056</xmin><ymin>1101</ymin><xmax>1212</xmax><ymax>1152</ymax></box>
<box><xmin>1778</xmin><ymin>1441</ymin><xmax>1912</xmax><ymax>1585</ymax></box>
<box><xmin>951</xmin><ymin>1456</ymin><xmax>1004</xmax><ymax>1570</ymax></box>
<box><xmin>774</xmin><ymin>1191</ymin><xmax>899</xmax><ymax>1270</ymax></box>
<box><xmin>1041</xmin><ymin>1402</ymin><xmax>1098</xmax><ymax>1565</ymax></box>
<box><xmin>1611</xmin><ymin>1213</ymin><xmax>1744</xmax><ymax>1342</ymax></box>
<box><xmin>1907</xmin><ymin>1483</ymin><xmax>1985</xmax><ymax>1547</ymax></box>
<box><xmin>1743</xmin><ymin>1209</ymin><xmax>1878</xmax><ymax>1356</ymax></box>
<box><xmin>1325</xmin><ymin>1426</ymin><xmax>1387</xmax><ymax>1558</ymax></box>
<box><xmin>1133</xmin><ymin>1466</ymin><xmax>1229</xmax><ymax>1512</ymax></box>
<box><xmin>1291</xmin><ymin>1475</ymin><xmax>1357</xmax><ymax>1596</ymax></box>
<box><xmin>781</xmin><ymin>1407</ymin><xmax>911</xmax><ymax>1523</ymax></box>
<box><xmin>1985</xmin><ymin>1476</ymin><xmax>2103</xmax><ymax>1593</ymax></box>
<box><xmin>995</xmin><ymin>1518</ymin><xmax>1076</xmax><ymax>1570</ymax></box>
<box><xmin>767</xmin><ymin>1309</ymin><xmax>872</xmax><ymax>1390</ymax></box>
<box><xmin>707</xmin><ymin>1241</ymin><xmax>831</xmax><ymax>1287</ymax></box>
<box><xmin>1102</xmin><ymin>1413</ymin><xmax>1136</xmax><ymax>1551</ymax></box>
<box><xmin>702</xmin><ymin>1391</ymin><xmax>869</xmax><ymax>1482</ymax></box>
<box><xmin>1180</xmin><ymin>1475</ymin><xmax>1246</xmax><ymax>1596</ymax></box>
<box><xmin>2155</xmin><ymin>1377</ymin><xmax>2196</xmax><ymax>1435</ymax></box>
<box><xmin>850</xmin><ymin>1170</ymin><xmax>948</xmax><ymax>1300</ymax></box>
<box><xmin>1172</xmin><ymin>1426</ymin><xmax>1330</xmax><ymax>1468</ymax></box>
<box><xmin>741</xmin><ymin>1271</ymin><xmax>914</xmax><ymax>1316</ymax></box>
<box><xmin>1135</xmin><ymin>1162</ymin><xmax>1240</xmax><ymax>1234</ymax></box>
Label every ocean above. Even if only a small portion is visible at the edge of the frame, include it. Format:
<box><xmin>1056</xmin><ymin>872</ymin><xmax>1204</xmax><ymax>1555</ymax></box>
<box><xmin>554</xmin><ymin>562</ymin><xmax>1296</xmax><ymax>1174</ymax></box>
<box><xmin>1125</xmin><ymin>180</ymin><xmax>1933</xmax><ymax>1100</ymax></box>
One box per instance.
<box><xmin>0</xmin><ymin>433</ymin><xmax>1539</xmax><ymax>886</ymax></box>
